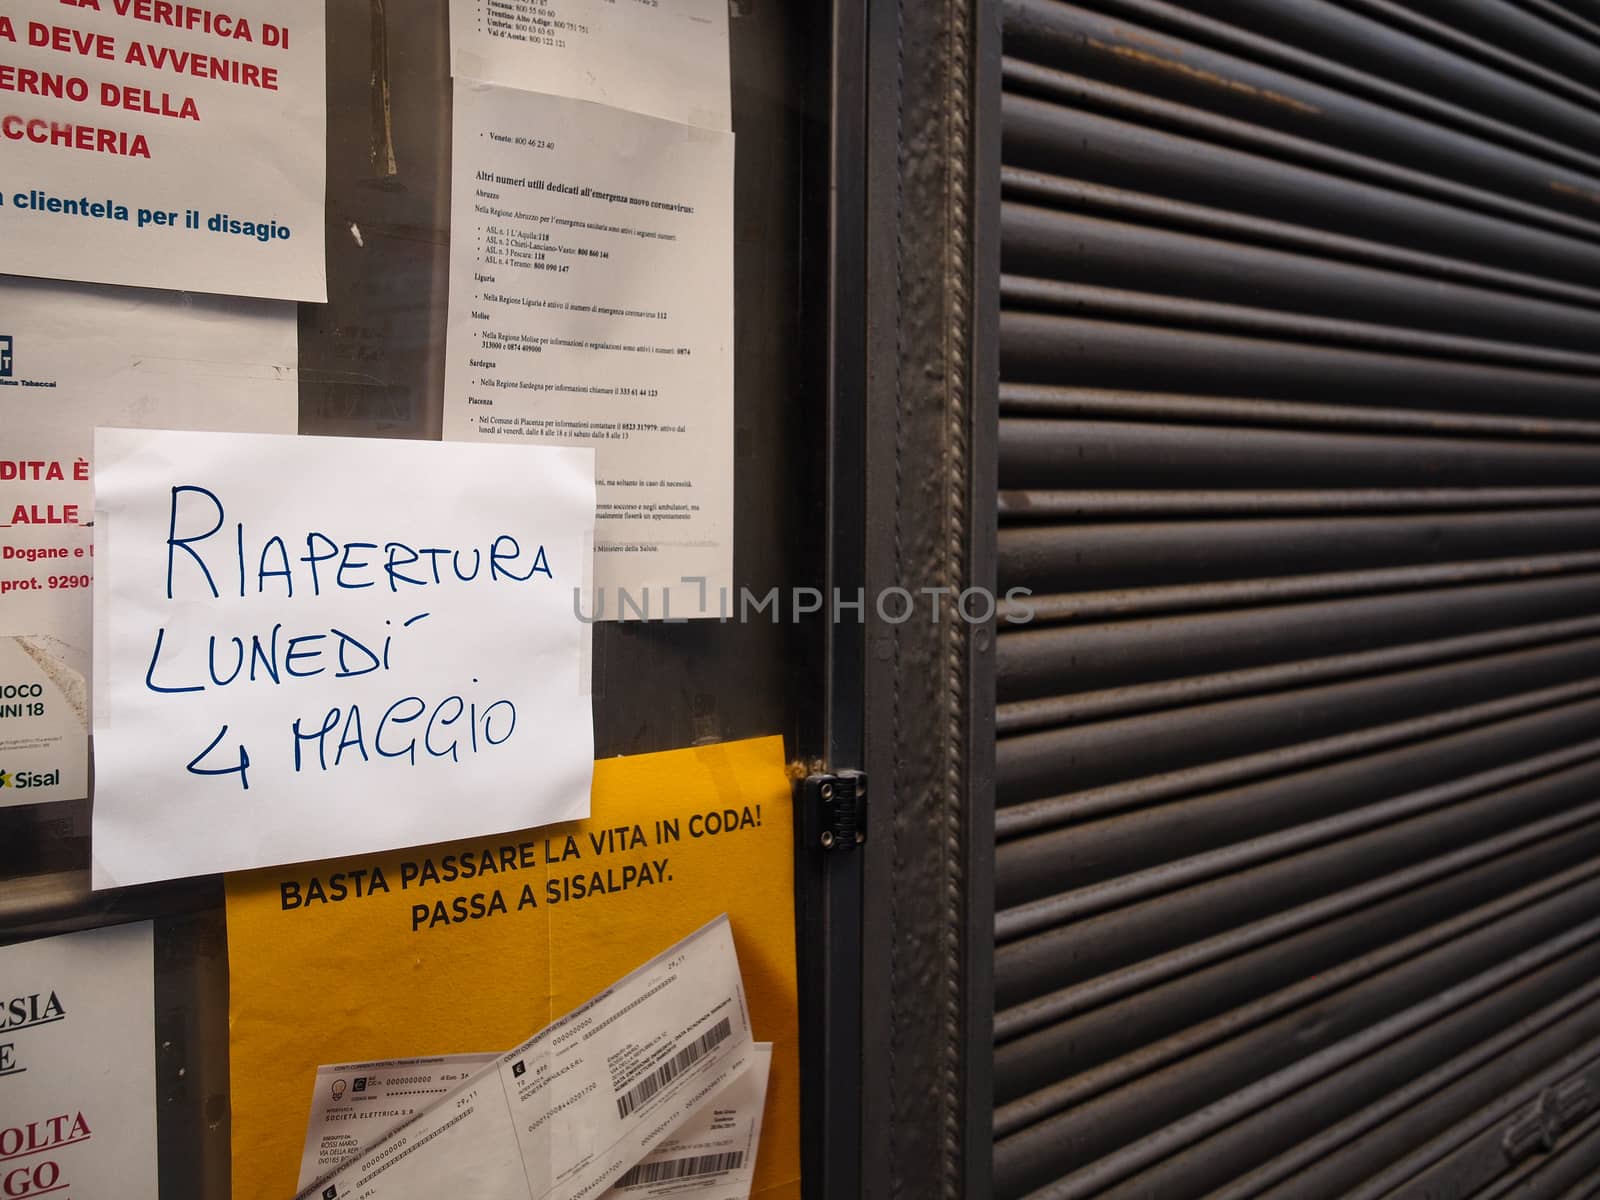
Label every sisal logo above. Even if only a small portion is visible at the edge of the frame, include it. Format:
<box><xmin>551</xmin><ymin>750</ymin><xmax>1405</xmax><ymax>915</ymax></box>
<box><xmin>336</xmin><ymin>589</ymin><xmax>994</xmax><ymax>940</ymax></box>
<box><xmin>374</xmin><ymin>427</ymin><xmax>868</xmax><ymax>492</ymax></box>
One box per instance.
<box><xmin>0</xmin><ymin>768</ymin><xmax>60</xmax><ymax>790</ymax></box>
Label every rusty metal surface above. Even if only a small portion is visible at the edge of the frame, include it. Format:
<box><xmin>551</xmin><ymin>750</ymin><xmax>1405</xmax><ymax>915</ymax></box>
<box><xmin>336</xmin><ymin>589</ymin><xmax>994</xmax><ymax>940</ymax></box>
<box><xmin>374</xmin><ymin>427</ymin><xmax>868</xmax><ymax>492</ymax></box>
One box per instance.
<box><xmin>858</xmin><ymin>0</ymin><xmax>998</xmax><ymax>1196</ymax></box>
<box><xmin>994</xmin><ymin>0</ymin><xmax>1600</xmax><ymax>1195</ymax></box>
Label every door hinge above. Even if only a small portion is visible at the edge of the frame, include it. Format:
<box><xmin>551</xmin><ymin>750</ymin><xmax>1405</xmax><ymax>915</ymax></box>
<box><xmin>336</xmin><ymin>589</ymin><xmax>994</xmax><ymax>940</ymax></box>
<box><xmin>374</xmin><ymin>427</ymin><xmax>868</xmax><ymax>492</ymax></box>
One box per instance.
<box><xmin>800</xmin><ymin>771</ymin><xmax>867</xmax><ymax>852</ymax></box>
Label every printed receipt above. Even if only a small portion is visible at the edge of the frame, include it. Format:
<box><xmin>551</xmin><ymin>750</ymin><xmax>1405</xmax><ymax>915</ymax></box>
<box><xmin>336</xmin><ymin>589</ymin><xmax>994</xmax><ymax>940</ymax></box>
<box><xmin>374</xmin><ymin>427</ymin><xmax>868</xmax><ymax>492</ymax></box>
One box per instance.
<box><xmin>296</xmin><ymin>1053</ymin><xmax>496</xmax><ymax>1187</ymax></box>
<box><xmin>298</xmin><ymin>1048</ymin><xmax>771</xmax><ymax>1200</ymax></box>
<box><xmin>295</xmin><ymin>915</ymin><xmax>755</xmax><ymax>1200</ymax></box>
<box><xmin>606</xmin><ymin>1046</ymin><xmax>769</xmax><ymax>1200</ymax></box>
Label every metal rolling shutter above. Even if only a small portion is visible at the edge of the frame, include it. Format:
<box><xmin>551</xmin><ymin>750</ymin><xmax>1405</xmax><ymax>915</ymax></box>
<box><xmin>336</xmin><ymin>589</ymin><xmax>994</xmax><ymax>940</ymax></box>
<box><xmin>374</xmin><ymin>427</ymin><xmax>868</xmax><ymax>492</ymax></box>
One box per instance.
<box><xmin>992</xmin><ymin>2</ymin><xmax>1600</xmax><ymax>1196</ymax></box>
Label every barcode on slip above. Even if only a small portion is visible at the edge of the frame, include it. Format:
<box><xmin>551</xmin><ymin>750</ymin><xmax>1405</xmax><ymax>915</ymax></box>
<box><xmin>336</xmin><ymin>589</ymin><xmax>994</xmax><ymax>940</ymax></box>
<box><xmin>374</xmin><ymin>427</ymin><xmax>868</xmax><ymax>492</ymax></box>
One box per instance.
<box><xmin>615</xmin><ymin>1018</ymin><xmax>734</xmax><ymax>1119</ymax></box>
<box><xmin>615</xmin><ymin>1151</ymin><xmax>746</xmax><ymax>1189</ymax></box>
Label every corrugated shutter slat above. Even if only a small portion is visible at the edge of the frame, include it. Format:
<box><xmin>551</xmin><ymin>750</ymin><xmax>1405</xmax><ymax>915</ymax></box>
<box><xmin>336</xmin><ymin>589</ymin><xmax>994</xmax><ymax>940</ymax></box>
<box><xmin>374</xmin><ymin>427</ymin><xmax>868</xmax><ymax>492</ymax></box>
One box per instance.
<box><xmin>994</xmin><ymin>0</ymin><xmax>1600</xmax><ymax>1194</ymax></box>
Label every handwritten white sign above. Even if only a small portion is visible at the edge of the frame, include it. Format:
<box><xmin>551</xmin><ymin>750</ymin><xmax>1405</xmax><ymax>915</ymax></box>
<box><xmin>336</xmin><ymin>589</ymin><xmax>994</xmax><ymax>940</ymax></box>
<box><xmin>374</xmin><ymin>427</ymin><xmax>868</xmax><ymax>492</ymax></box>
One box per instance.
<box><xmin>91</xmin><ymin>429</ymin><xmax>595</xmax><ymax>888</ymax></box>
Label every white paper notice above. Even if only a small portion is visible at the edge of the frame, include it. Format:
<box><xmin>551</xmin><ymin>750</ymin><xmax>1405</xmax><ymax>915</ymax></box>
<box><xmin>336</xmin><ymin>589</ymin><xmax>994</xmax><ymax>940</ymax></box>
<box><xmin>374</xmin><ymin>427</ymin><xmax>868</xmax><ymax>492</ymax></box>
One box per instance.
<box><xmin>0</xmin><ymin>0</ymin><xmax>325</xmax><ymax>300</ymax></box>
<box><xmin>296</xmin><ymin>1053</ymin><xmax>498</xmax><ymax>1189</ymax></box>
<box><xmin>0</xmin><ymin>921</ymin><xmax>157</xmax><ymax>1200</ymax></box>
<box><xmin>0</xmin><ymin>276</ymin><xmax>296</xmax><ymax>807</ymax></box>
<box><xmin>296</xmin><ymin>915</ymin><xmax>755</xmax><ymax>1200</ymax></box>
<box><xmin>449</xmin><ymin>0</ymin><xmax>728</xmax><ymax>130</ymax></box>
<box><xmin>91</xmin><ymin>428</ymin><xmax>595</xmax><ymax>887</ymax></box>
<box><xmin>444</xmin><ymin>80</ymin><xmax>733</xmax><ymax>619</ymax></box>
<box><xmin>298</xmin><ymin>1048</ymin><xmax>771</xmax><ymax>1200</ymax></box>
<box><xmin>605</xmin><ymin>1044</ymin><xmax>769</xmax><ymax>1200</ymax></box>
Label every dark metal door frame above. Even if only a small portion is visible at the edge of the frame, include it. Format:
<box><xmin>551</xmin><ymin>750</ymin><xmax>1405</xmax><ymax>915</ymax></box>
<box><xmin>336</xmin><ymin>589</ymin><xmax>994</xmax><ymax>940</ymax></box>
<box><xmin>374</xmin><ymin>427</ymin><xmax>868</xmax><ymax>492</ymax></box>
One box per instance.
<box><xmin>815</xmin><ymin>0</ymin><xmax>999</xmax><ymax>1196</ymax></box>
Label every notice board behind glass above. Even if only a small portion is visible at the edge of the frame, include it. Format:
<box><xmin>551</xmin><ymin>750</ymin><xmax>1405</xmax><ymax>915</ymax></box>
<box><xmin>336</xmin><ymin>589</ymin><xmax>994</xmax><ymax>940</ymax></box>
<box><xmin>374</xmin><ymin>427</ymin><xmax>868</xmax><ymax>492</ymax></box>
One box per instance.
<box><xmin>0</xmin><ymin>2</ymin><xmax>828</xmax><ymax>1192</ymax></box>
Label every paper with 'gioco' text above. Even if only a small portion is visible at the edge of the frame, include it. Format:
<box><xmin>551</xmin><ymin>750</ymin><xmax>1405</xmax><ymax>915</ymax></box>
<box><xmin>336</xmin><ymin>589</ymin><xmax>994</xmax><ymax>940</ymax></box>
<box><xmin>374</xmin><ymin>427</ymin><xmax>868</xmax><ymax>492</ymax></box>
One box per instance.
<box><xmin>0</xmin><ymin>277</ymin><xmax>296</xmax><ymax>809</ymax></box>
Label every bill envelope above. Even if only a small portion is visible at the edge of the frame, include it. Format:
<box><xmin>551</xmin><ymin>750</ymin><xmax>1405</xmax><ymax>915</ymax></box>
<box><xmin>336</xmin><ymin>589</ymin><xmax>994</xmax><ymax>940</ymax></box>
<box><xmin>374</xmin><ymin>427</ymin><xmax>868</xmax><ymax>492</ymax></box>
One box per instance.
<box><xmin>293</xmin><ymin>915</ymin><xmax>759</xmax><ymax>1200</ymax></box>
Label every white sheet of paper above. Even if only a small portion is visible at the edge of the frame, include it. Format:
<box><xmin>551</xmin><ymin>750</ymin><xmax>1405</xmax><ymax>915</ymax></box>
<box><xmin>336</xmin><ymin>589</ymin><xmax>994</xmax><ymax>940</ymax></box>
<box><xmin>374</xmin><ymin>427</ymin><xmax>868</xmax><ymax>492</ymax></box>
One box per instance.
<box><xmin>296</xmin><ymin>1047</ymin><xmax>770</xmax><ymax>1200</ymax></box>
<box><xmin>90</xmin><ymin>428</ymin><xmax>595</xmax><ymax>887</ymax></box>
<box><xmin>0</xmin><ymin>276</ymin><xmax>296</xmax><ymax>807</ymax></box>
<box><xmin>296</xmin><ymin>1053</ymin><xmax>498</xmax><ymax>1188</ymax></box>
<box><xmin>443</xmin><ymin>81</ymin><xmax>733</xmax><ymax>618</ymax></box>
<box><xmin>449</xmin><ymin>0</ymin><xmax>728</xmax><ymax>130</ymax></box>
<box><xmin>296</xmin><ymin>915</ymin><xmax>755</xmax><ymax>1200</ymax></box>
<box><xmin>0</xmin><ymin>921</ymin><xmax>157</xmax><ymax>1200</ymax></box>
<box><xmin>0</xmin><ymin>0</ymin><xmax>325</xmax><ymax>300</ymax></box>
<box><xmin>605</xmin><ymin>1043</ymin><xmax>769</xmax><ymax>1200</ymax></box>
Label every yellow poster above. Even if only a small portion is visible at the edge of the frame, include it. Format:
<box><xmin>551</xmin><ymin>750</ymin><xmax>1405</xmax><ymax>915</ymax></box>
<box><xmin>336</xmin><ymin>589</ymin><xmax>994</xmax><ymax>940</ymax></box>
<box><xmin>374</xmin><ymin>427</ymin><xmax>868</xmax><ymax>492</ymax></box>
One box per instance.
<box><xmin>225</xmin><ymin>735</ymin><xmax>800</xmax><ymax>1200</ymax></box>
